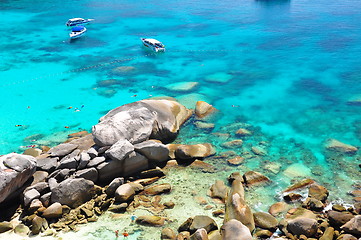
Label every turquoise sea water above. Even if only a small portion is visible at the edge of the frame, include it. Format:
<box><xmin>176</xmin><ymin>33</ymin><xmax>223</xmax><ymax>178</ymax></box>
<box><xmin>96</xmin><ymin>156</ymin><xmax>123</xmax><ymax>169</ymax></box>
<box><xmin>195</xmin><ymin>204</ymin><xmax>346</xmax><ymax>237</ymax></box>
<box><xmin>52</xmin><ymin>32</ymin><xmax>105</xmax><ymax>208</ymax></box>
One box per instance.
<box><xmin>1</xmin><ymin>0</ymin><xmax>361</xmax><ymax>238</ymax></box>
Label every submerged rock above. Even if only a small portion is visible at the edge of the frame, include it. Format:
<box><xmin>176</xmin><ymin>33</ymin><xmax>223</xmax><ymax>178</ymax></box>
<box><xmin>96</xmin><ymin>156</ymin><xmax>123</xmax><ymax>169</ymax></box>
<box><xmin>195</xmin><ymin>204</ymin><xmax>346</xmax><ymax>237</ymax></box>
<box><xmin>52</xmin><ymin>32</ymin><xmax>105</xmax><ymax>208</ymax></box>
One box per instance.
<box><xmin>283</xmin><ymin>178</ymin><xmax>315</xmax><ymax>192</ymax></box>
<box><xmin>165</xmin><ymin>81</ymin><xmax>199</xmax><ymax>92</ymax></box>
<box><xmin>325</xmin><ymin>139</ymin><xmax>358</xmax><ymax>153</ymax></box>
<box><xmin>221</xmin><ymin>140</ymin><xmax>243</xmax><ymax>149</ymax></box>
<box><xmin>227</xmin><ymin>156</ymin><xmax>244</xmax><ymax>166</ymax></box>
<box><xmin>243</xmin><ymin>171</ymin><xmax>270</xmax><ymax>187</ymax></box>
<box><xmin>205</xmin><ymin>72</ymin><xmax>232</xmax><ymax>83</ymax></box>
<box><xmin>195</xmin><ymin>101</ymin><xmax>217</xmax><ymax>119</ymax></box>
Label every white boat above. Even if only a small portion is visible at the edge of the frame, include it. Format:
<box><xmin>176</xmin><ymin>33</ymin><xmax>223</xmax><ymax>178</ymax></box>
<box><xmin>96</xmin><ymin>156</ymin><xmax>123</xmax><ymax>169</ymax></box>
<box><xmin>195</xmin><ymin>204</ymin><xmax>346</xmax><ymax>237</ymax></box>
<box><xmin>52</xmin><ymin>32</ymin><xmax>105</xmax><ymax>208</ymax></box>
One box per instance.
<box><xmin>66</xmin><ymin>18</ymin><xmax>94</xmax><ymax>27</ymax></box>
<box><xmin>69</xmin><ymin>25</ymin><xmax>87</xmax><ymax>39</ymax></box>
<box><xmin>141</xmin><ymin>38</ymin><xmax>165</xmax><ymax>52</ymax></box>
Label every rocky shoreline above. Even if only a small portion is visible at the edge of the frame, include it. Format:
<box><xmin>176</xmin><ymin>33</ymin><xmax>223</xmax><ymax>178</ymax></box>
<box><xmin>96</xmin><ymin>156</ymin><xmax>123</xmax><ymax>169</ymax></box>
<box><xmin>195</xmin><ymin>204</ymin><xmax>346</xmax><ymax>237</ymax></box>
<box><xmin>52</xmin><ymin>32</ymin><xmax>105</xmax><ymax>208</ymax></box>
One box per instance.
<box><xmin>0</xmin><ymin>99</ymin><xmax>360</xmax><ymax>239</ymax></box>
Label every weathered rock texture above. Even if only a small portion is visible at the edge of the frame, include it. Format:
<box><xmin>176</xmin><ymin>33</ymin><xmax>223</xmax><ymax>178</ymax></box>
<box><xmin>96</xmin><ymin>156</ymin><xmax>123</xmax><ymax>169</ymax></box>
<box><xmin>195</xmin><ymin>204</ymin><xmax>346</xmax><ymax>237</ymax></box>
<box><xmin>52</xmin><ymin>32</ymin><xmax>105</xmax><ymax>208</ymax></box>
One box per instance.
<box><xmin>0</xmin><ymin>153</ymin><xmax>37</xmax><ymax>204</ymax></box>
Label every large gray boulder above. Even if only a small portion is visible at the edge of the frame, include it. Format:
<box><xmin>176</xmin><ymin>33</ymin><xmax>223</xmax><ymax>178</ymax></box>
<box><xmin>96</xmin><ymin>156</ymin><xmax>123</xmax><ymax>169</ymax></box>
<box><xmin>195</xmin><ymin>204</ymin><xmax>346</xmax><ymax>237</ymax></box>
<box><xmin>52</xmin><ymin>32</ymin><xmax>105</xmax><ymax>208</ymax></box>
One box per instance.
<box><xmin>74</xmin><ymin>168</ymin><xmax>98</xmax><ymax>182</ymax></box>
<box><xmin>0</xmin><ymin>153</ymin><xmax>37</xmax><ymax>204</ymax></box>
<box><xmin>92</xmin><ymin>100</ymin><xmax>192</xmax><ymax>146</ymax></box>
<box><xmin>220</xmin><ymin>219</ymin><xmax>252</xmax><ymax>240</ymax></box>
<box><xmin>92</xmin><ymin>106</ymin><xmax>156</xmax><ymax>146</ymax></box>
<box><xmin>50</xmin><ymin>178</ymin><xmax>94</xmax><ymax>208</ymax></box>
<box><xmin>48</xmin><ymin>143</ymin><xmax>78</xmax><ymax>157</ymax></box>
<box><xmin>97</xmin><ymin>152</ymin><xmax>149</xmax><ymax>182</ymax></box>
<box><xmin>105</xmin><ymin>139</ymin><xmax>134</xmax><ymax>161</ymax></box>
<box><xmin>134</xmin><ymin>140</ymin><xmax>169</xmax><ymax>163</ymax></box>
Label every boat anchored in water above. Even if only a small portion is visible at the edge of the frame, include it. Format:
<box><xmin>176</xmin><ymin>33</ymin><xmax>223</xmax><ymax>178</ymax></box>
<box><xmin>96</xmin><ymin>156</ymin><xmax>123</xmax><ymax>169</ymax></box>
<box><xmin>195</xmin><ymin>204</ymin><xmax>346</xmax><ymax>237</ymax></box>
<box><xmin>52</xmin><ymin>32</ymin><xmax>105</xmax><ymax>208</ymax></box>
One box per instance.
<box><xmin>69</xmin><ymin>25</ymin><xmax>87</xmax><ymax>39</ymax></box>
<box><xmin>66</xmin><ymin>18</ymin><xmax>94</xmax><ymax>27</ymax></box>
<box><xmin>141</xmin><ymin>38</ymin><xmax>165</xmax><ymax>52</ymax></box>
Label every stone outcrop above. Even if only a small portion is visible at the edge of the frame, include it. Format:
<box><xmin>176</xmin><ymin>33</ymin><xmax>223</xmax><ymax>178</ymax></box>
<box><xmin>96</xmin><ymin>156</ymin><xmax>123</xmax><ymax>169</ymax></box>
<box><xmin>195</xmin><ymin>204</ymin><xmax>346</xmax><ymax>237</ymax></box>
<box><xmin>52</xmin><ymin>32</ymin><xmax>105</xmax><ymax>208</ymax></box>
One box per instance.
<box><xmin>179</xmin><ymin>216</ymin><xmax>218</xmax><ymax>234</ymax></box>
<box><xmin>208</xmin><ymin>180</ymin><xmax>228</xmax><ymax>202</ymax></box>
<box><xmin>144</xmin><ymin>183</ymin><xmax>171</xmax><ymax>195</ymax></box>
<box><xmin>341</xmin><ymin>215</ymin><xmax>361</xmax><ymax>236</ymax></box>
<box><xmin>92</xmin><ymin>99</ymin><xmax>192</xmax><ymax>146</ymax></box>
<box><xmin>105</xmin><ymin>139</ymin><xmax>134</xmax><ymax>161</ymax></box>
<box><xmin>134</xmin><ymin>140</ymin><xmax>169</xmax><ymax>163</ymax></box>
<box><xmin>114</xmin><ymin>183</ymin><xmax>135</xmax><ymax>202</ymax></box>
<box><xmin>174</xmin><ymin>143</ymin><xmax>216</xmax><ymax>160</ymax></box>
<box><xmin>0</xmin><ymin>153</ymin><xmax>37</xmax><ymax>204</ymax></box>
<box><xmin>136</xmin><ymin>215</ymin><xmax>166</xmax><ymax>226</ymax></box>
<box><xmin>243</xmin><ymin>171</ymin><xmax>270</xmax><ymax>187</ymax></box>
<box><xmin>97</xmin><ymin>152</ymin><xmax>149</xmax><ymax>182</ymax></box>
<box><xmin>220</xmin><ymin>219</ymin><xmax>252</xmax><ymax>240</ymax></box>
<box><xmin>50</xmin><ymin>178</ymin><xmax>94</xmax><ymax>208</ymax></box>
<box><xmin>253</xmin><ymin>212</ymin><xmax>278</xmax><ymax>231</ymax></box>
<box><xmin>286</xmin><ymin>217</ymin><xmax>318</xmax><ymax>237</ymax></box>
<box><xmin>224</xmin><ymin>178</ymin><xmax>255</xmax><ymax>232</ymax></box>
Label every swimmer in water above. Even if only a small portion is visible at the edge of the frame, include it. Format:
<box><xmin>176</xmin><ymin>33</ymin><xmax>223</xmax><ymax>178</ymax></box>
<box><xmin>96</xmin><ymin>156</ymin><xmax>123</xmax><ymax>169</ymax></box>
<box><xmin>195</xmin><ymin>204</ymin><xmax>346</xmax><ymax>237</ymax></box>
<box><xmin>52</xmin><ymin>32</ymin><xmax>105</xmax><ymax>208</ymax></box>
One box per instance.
<box><xmin>64</xmin><ymin>126</ymin><xmax>70</xmax><ymax>129</ymax></box>
<box><xmin>15</xmin><ymin>125</ymin><xmax>23</xmax><ymax>127</ymax></box>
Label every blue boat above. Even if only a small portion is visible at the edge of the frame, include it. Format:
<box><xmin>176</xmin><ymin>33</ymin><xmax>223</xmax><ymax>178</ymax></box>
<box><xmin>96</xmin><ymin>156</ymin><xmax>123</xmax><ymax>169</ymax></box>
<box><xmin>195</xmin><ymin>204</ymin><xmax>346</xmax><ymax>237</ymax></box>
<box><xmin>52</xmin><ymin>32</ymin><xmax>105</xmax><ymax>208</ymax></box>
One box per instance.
<box><xmin>69</xmin><ymin>25</ymin><xmax>87</xmax><ymax>39</ymax></box>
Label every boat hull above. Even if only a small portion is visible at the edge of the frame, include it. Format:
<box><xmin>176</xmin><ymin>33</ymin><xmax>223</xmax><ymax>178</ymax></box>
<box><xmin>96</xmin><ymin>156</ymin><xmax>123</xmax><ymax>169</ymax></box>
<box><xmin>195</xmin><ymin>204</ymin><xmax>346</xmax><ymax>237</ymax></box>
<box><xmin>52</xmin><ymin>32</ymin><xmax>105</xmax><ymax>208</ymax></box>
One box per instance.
<box><xmin>66</xmin><ymin>19</ymin><xmax>94</xmax><ymax>27</ymax></box>
<box><xmin>141</xmin><ymin>38</ymin><xmax>165</xmax><ymax>52</ymax></box>
<box><xmin>69</xmin><ymin>30</ymin><xmax>86</xmax><ymax>39</ymax></box>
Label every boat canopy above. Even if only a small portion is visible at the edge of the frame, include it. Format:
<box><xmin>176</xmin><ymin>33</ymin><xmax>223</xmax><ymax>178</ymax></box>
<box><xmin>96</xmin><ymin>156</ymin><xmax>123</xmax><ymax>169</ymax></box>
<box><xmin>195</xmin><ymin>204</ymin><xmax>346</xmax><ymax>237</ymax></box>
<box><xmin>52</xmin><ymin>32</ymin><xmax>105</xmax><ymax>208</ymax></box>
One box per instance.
<box><xmin>68</xmin><ymin>18</ymin><xmax>84</xmax><ymax>21</ymax></box>
<box><xmin>72</xmin><ymin>26</ymin><xmax>85</xmax><ymax>31</ymax></box>
<box><xmin>143</xmin><ymin>38</ymin><xmax>162</xmax><ymax>44</ymax></box>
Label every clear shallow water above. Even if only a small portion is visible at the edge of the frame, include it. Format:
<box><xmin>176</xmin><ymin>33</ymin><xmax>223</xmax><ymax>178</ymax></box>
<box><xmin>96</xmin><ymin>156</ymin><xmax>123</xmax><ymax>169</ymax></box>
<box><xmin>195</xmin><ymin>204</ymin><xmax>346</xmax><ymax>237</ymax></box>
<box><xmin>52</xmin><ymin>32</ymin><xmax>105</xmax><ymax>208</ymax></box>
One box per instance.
<box><xmin>1</xmin><ymin>0</ymin><xmax>361</xmax><ymax>237</ymax></box>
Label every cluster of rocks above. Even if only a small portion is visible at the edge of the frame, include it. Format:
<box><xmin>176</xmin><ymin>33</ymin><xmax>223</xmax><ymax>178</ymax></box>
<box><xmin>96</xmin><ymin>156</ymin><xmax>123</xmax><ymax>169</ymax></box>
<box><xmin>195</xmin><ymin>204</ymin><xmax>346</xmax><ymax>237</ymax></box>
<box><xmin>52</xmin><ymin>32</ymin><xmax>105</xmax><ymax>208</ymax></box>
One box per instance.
<box><xmin>159</xmin><ymin>171</ymin><xmax>361</xmax><ymax>240</ymax></box>
<box><xmin>1</xmin><ymin>98</ymin><xmax>360</xmax><ymax>239</ymax></box>
<box><xmin>0</xmin><ymin>99</ymin><xmax>218</xmax><ymax>237</ymax></box>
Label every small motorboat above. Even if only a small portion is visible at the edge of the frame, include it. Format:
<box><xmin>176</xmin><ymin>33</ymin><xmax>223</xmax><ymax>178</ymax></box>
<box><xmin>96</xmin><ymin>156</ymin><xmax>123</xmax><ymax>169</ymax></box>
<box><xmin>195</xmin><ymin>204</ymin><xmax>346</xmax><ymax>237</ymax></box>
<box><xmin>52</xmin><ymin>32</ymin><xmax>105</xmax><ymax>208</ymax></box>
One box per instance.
<box><xmin>66</xmin><ymin>18</ymin><xmax>94</xmax><ymax>27</ymax></box>
<box><xmin>141</xmin><ymin>38</ymin><xmax>165</xmax><ymax>52</ymax></box>
<box><xmin>69</xmin><ymin>25</ymin><xmax>87</xmax><ymax>39</ymax></box>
